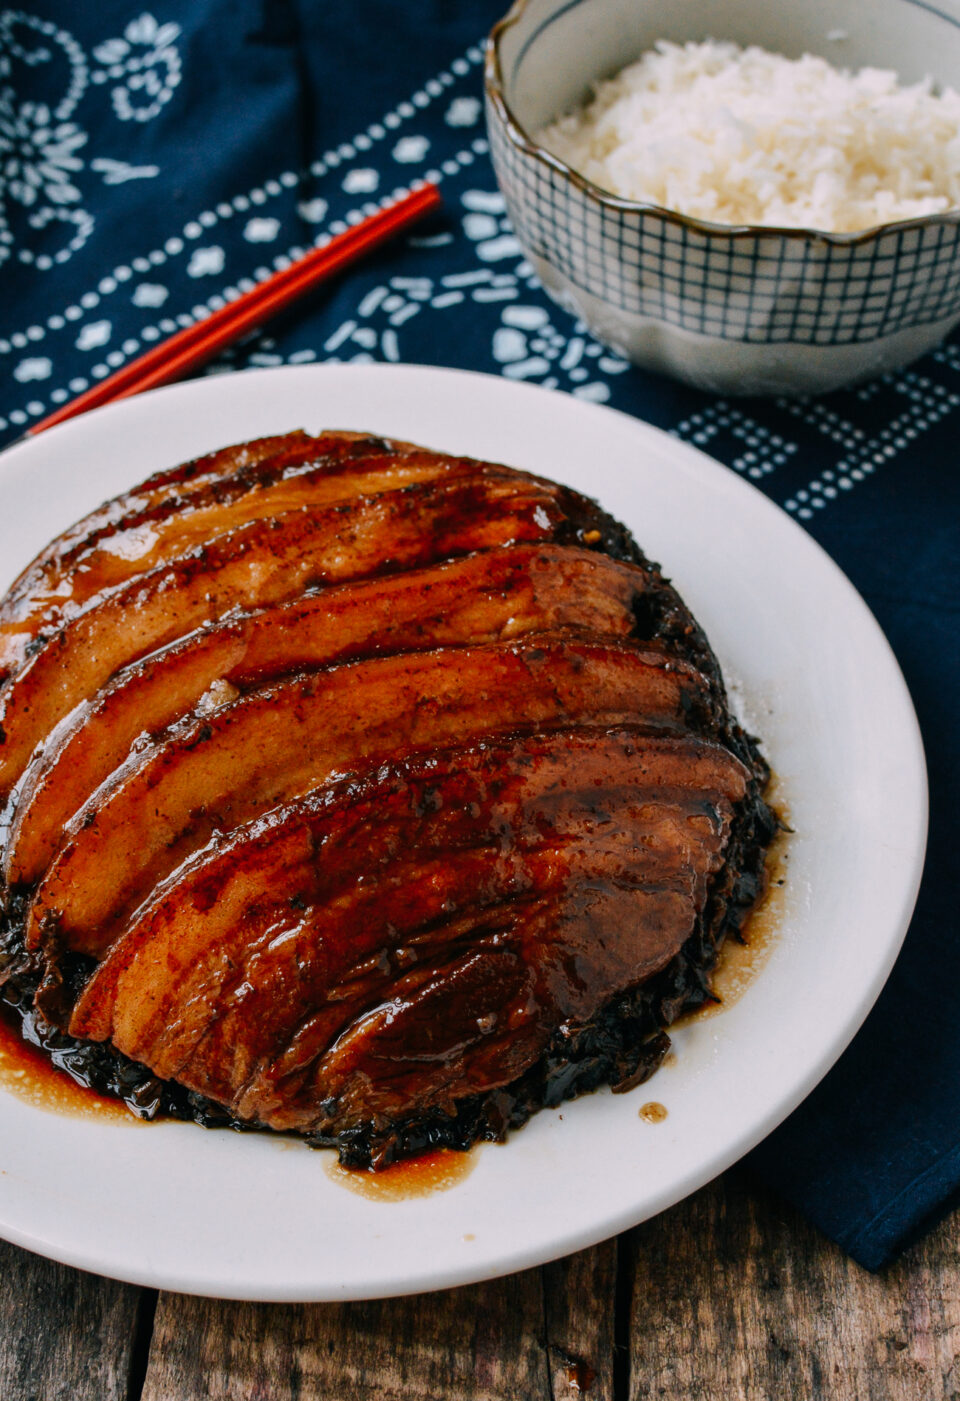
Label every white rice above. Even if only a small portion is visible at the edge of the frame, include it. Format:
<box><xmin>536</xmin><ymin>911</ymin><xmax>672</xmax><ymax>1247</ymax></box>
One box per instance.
<box><xmin>536</xmin><ymin>40</ymin><xmax>960</xmax><ymax>231</ymax></box>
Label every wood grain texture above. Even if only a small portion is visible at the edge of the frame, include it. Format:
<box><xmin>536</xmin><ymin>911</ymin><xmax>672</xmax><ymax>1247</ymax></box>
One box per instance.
<box><xmin>6</xmin><ymin>1175</ymin><xmax>960</xmax><ymax>1399</ymax></box>
<box><xmin>627</xmin><ymin>1172</ymin><xmax>960</xmax><ymax>1401</ymax></box>
<box><xmin>141</xmin><ymin>1267</ymin><xmax>553</xmax><ymax>1401</ymax></box>
<box><xmin>543</xmin><ymin>1242</ymin><xmax>618</xmax><ymax>1401</ymax></box>
<box><xmin>0</xmin><ymin>1239</ymin><xmax>143</xmax><ymax>1401</ymax></box>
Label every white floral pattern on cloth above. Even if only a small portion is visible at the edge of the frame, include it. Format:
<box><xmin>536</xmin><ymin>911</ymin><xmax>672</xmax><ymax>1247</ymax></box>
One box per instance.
<box><xmin>227</xmin><ymin>178</ymin><xmax>960</xmax><ymax>531</ymax></box>
<box><xmin>0</xmin><ymin>9</ymin><xmax>180</xmax><ymax>271</ymax></box>
<box><xmin>0</xmin><ymin>38</ymin><xmax>490</xmax><ymax>388</ymax></box>
<box><xmin>2</xmin><ymin>21</ymin><xmax>958</xmax><ymax>540</ymax></box>
<box><xmin>308</xmin><ymin>188</ymin><xmax>630</xmax><ymax>405</ymax></box>
<box><xmin>90</xmin><ymin>12</ymin><xmax>181</xmax><ymax>123</ymax></box>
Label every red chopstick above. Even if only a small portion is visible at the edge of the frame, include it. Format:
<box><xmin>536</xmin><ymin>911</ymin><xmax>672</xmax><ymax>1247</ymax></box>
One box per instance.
<box><xmin>26</xmin><ymin>182</ymin><xmax>442</xmax><ymax>437</ymax></box>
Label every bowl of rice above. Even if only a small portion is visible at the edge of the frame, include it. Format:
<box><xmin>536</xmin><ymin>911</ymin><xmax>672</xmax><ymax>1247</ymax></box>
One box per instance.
<box><xmin>485</xmin><ymin>0</ymin><xmax>960</xmax><ymax>395</ymax></box>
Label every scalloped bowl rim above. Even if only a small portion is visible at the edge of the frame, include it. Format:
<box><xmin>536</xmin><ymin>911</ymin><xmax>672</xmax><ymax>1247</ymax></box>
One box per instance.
<box><xmin>486</xmin><ymin>0</ymin><xmax>960</xmax><ymax>245</ymax></box>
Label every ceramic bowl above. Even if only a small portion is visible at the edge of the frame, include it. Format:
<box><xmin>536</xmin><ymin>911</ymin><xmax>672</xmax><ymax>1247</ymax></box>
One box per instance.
<box><xmin>485</xmin><ymin>0</ymin><xmax>960</xmax><ymax>396</ymax></box>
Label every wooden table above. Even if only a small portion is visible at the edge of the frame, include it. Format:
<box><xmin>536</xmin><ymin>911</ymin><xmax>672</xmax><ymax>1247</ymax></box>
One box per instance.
<box><xmin>2</xmin><ymin>1167</ymin><xmax>957</xmax><ymax>1400</ymax></box>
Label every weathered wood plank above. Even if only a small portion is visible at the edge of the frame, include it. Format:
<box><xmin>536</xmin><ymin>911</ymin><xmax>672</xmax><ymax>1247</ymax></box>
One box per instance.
<box><xmin>141</xmin><ymin>1268</ymin><xmax>550</xmax><ymax>1401</ymax></box>
<box><xmin>627</xmin><ymin>1172</ymin><xmax>960</xmax><ymax>1401</ymax></box>
<box><xmin>0</xmin><ymin>1239</ymin><xmax>144</xmax><ymax>1401</ymax></box>
<box><xmin>543</xmin><ymin>1242</ymin><xmax>618</xmax><ymax>1401</ymax></box>
<box><xmin>10</xmin><ymin>1167</ymin><xmax>955</xmax><ymax>1401</ymax></box>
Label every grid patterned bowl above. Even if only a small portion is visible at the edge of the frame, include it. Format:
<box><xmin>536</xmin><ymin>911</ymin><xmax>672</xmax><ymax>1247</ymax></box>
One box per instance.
<box><xmin>485</xmin><ymin>0</ymin><xmax>960</xmax><ymax>396</ymax></box>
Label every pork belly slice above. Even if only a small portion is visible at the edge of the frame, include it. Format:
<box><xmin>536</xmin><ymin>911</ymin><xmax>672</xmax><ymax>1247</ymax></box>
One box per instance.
<box><xmin>0</xmin><ymin>435</ymin><xmax>368</xmax><ymax>623</ymax></box>
<box><xmin>0</xmin><ymin>444</ymin><xmax>536</xmax><ymax>675</ymax></box>
<box><xmin>35</xmin><ymin>431</ymin><xmax>398</xmax><ymax>577</ymax></box>
<box><xmin>0</xmin><ymin>433</ymin><xmax>312</xmax><ymax>664</ymax></box>
<box><xmin>70</xmin><ymin>725</ymin><xmax>742</xmax><ymax>1046</ymax></box>
<box><xmin>282</xmin><ymin>886</ymin><xmax>687</xmax><ymax>1134</ymax></box>
<box><xmin>0</xmin><ymin>470</ymin><xmax>600</xmax><ymax>797</ymax></box>
<box><xmin>66</xmin><ymin>728</ymin><xmax>748</xmax><ymax>1132</ymax></box>
<box><xmin>27</xmin><ymin>636</ymin><xmax>717</xmax><ymax>957</ymax></box>
<box><xmin>0</xmin><ymin>432</ymin><xmax>414</xmax><ymax>637</ymax></box>
<box><xmin>7</xmin><ymin>546</ymin><xmax>650</xmax><ymax>885</ymax></box>
<box><xmin>71</xmin><ymin>841</ymin><xmax>697</xmax><ymax>1090</ymax></box>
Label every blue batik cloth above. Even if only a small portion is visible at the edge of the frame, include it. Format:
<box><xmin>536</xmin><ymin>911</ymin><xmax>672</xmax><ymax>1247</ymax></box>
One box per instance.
<box><xmin>1</xmin><ymin>0</ymin><xmax>957</xmax><ymax>1271</ymax></box>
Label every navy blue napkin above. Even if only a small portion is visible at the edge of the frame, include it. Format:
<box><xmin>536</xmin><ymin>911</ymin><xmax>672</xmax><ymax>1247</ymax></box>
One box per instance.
<box><xmin>1</xmin><ymin>0</ymin><xmax>957</xmax><ymax>1271</ymax></box>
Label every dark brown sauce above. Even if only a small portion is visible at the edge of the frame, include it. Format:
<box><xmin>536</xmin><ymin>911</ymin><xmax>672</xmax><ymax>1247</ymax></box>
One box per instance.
<box><xmin>326</xmin><ymin>1147</ymin><xmax>476</xmax><ymax>1200</ymax></box>
<box><xmin>639</xmin><ymin>1101</ymin><xmax>668</xmax><ymax>1123</ymax></box>
<box><xmin>0</xmin><ymin>1002</ymin><xmax>139</xmax><ymax>1124</ymax></box>
<box><xmin>677</xmin><ymin>774</ymin><xmax>791</xmax><ymax>1027</ymax></box>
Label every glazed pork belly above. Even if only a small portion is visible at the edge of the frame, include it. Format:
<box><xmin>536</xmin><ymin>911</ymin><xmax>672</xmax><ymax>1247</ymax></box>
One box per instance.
<box><xmin>0</xmin><ymin>430</ymin><xmax>775</xmax><ymax>1166</ymax></box>
<box><xmin>0</xmin><ymin>468</ymin><xmax>596</xmax><ymax>784</ymax></box>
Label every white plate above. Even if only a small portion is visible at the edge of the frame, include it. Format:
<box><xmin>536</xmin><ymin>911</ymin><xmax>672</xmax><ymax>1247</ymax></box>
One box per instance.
<box><xmin>0</xmin><ymin>365</ymin><xmax>926</xmax><ymax>1301</ymax></box>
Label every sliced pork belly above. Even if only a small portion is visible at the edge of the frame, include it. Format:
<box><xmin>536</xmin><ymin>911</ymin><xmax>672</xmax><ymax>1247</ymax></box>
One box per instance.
<box><xmin>0</xmin><ymin>432</ymin><xmax>312</xmax><ymax>667</ymax></box>
<box><xmin>66</xmin><ymin>728</ymin><xmax>748</xmax><ymax>1131</ymax></box>
<box><xmin>27</xmin><ymin>637</ymin><xmax>716</xmax><ymax>957</ymax></box>
<box><xmin>70</xmin><ymin>725</ymin><xmax>744</xmax><ymax>1041</ymax></box>
<box><xmin>0</xmin><ymin>470</ymin><xmax>607</xmax><ymax>796</ymax></box>
<box><xmin>0</xmin><ymin>430</ymin><xmax>775</xmax><ymax>1165</ymax></box>
<box><xmin>0</xmin><ymin>432</ymin><xmax>418</xmax><ymax>632</ymax></box>
<box><xmin>0</xmin><ymin>443</ymin><xmax>538</xmax><ymax>675</ymax></box>
<box><xmin>6</xmin><ymin>546</ymin><xmax>649</xmax><ymax>885</ymax></box>
<box><xmin>288</xmin><ymin>885</ymin><xmax>684</xmax><ymax>1133</ymax></box>
<box><xmin>36</xmin><ymin>431</ymin><xmax>396</xmax><ymax>577</ymax></box>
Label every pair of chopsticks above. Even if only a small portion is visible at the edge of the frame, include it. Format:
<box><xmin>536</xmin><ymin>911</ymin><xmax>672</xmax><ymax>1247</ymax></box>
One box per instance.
<box><xmin>25</xmin><ymin>182</ymin><xmax>442</xmax><ymax>438</ymax></box>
